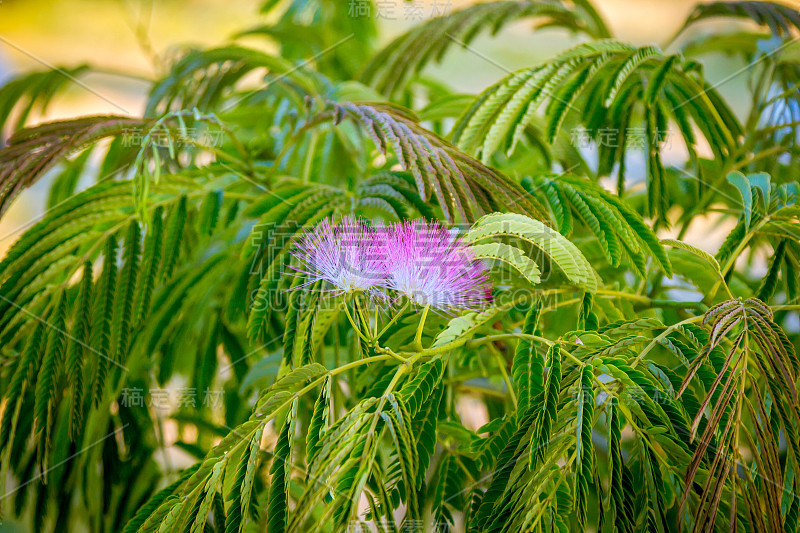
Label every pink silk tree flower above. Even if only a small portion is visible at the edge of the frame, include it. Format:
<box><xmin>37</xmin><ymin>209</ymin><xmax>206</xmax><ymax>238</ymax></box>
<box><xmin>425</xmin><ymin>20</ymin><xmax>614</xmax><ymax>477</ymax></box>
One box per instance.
<box><xmin>291</xmin><ymin>216</ymin><xmax>385</xmax><ymax>295</ymax></box>
<box><xmin>380</xmin><ymin>220</ymin><xmax>491</xmax><ymax>312</ymax></box>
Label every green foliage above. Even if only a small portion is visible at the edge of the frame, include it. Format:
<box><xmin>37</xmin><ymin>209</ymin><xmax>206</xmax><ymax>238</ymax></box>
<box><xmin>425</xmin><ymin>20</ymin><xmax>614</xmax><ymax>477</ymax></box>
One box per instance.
<box><xmin>676</xmin><ymin>1</ymin><xmax>800</xmax><ymax>40</ymax></box>
<box><xmin>339</xmin><ymin>101</ymin><xmax>546</xmax><ymax>222</ymax></box>
<box><xmin>466</xmin><ymin>212</ymin><xmax>598</xmax><ymax>292</ymax></box>
<box><xmin>362</xmin><ymin>0</ymin><xmax>611</xmax><ymax>98</ymax></box>
<box><xmin>0</xmin><ymin>116</ymin><xmax>148</xmax><ymax>216</ymax></box>
<box><xmin>451</xmin><ymin>40</ymin><xmax>742</xmax><ymax>224</ymax></box>
<box><xmin>266</xmin><ymin>400</ymin><xmax>296</xmax><ymax>533</ymax></box>
<box><xmin>522</xmin><ymin>173</ymin><xmax>672</xmax><ymax>276</ymax></box>
<box><xmin>0</xmin><ymin>65</ymin><xmax>91</xmax><ymax>132</ymax></box>
<box><xmin>0</xmin><ymin>0</ymin><xmax>798</xmax><ymax>531</ymax></box>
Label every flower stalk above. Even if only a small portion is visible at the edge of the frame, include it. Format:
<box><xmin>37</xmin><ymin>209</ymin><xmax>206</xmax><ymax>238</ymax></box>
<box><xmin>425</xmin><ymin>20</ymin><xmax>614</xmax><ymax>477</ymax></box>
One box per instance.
<box><xmin>413</xmin><ymin>306</ymin><xmax>430</xmax><ymax>351</ymax></box>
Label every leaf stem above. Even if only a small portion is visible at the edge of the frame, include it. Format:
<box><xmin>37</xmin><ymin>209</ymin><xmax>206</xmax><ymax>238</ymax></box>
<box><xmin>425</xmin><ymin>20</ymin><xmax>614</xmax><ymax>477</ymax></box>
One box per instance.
<box><xmin>354</xmin><ymin>293</ymin><xmax>372</xmax><ymax>337</ymax></box>
<box><xmin>376</xmin><ymin>300</ymin><xmax>410</xmax><ymax>341</ymax></box>
<box><xmin>342</xmin><ymin>298</ymin><xmax>370</xmax><ymax>343</ymax></box>
<box><xmin>374</xmin><ymin>345</ymin><xmax>409</xmax><ymax>363</ymax></box>
<box><xmin>486</xmin><ymin>343</ymin><xmax>517</xmax><ymax>407</ymax></box>
<box><xmin>413</xmin><ymin>306</ymin><xmax>429</xmax><ymax>351</ymax></box>
<box><xmin>630</xmin><ymin>315</ymin><xmax>704</xmax><ymax>368</ymax></box>
<box><xmin>596</xmin><ymin>289</ymin><xmax>650</xmax><ymax>303</ymax></box>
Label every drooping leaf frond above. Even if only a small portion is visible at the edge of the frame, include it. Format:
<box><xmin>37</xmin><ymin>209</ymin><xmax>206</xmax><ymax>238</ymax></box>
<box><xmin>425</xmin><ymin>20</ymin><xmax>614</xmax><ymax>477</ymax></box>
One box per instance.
<box><xmin>465</xmin><ymin>211</ymin><xmax>599</xmax><ymax>292</ymax></box>
<box><xmin>0</xmin><ymin>65</ymin><xmax>91</xmax><ymax>134</ymax></box>
<box><xmin>452</xmin><ymin>40</ymin><xmax>742</xmax><ymax>224</ymax></box>
<box><xmin>146</xmin><ymin>46</ymin><xmax>321</xmax><ymax>116</ymax></box>
<box><xmin>362</xmin><ymin>0</ymin><xmax>611</xmax><ymax>98</ymax></box>
<box><xmin>522</xmin><ymin>173</ymin><xmax>672</xmax><ymax>276</ymax></box>
<box><xmin>0</xmin><ymin>115</ymin><xmax>147</xmax><ymax>217</ymax></box>
<box><xmin>676</xmin><ymin>1</ymin><xmax>800</xmax><ymax>40</ymax></box>
<box><xmin>337</xmin><ymin>101</ymin><xmax>547</xmax><ymax>222</ymax></box>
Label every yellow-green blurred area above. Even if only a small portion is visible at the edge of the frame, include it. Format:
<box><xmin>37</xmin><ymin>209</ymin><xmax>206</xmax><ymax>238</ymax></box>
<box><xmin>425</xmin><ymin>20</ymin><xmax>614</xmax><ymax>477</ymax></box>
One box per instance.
<box><xmin>0</xmin><ymin>0</ymin><xmax>772</xmax><ymax>258</ymax></box>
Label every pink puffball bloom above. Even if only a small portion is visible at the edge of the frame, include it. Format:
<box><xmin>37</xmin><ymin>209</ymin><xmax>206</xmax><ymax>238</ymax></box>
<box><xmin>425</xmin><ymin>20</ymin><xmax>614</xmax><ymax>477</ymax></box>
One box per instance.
<box><xmin>380</xmin><ymin>220</ymin><xmax>491</xmax><ymax>313</ymax></box>
<box><xmin>291</xmin><ymin>216</ymin><xmax>385</xmax><ymax>295</ymax></box>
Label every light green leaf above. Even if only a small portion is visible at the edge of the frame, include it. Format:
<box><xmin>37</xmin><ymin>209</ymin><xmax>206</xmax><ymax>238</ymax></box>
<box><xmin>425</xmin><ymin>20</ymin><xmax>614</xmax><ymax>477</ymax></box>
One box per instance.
<box><xmin>466</xmin><ymin>212</ymin><xmax>598</xmax><ymax>292</ymax></box>
<box><xmin>727</xmin><ymin>171</ymin><xmax>753</xmax><ymax>230</ymax></box>
<box><xmin>469</xmin><ymin>242</ymin><xmax>541</xmax><ymax>285</ymax></box>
